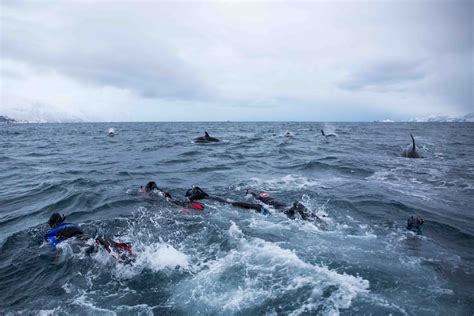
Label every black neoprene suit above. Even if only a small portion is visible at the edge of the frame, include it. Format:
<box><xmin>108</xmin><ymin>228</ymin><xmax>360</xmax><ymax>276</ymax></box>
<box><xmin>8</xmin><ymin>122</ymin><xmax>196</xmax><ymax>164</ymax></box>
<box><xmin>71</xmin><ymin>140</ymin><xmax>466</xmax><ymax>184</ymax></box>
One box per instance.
<box><xmin>50</xmin><ymin>223</ymin><xmax>84</xmax><ymax>240</ymax></box>
<box><xmin>248</xmin><ymin>192</ymin><xmax>322</xmax><ymax>222</ymax></box>
<box><xmin>207</xmin><ymin>195</ymin><xmax>266</xmax><ymax>213</ymax></box>
<box><xmin>247</xmin><ymin>192</ymin><xmax>286</xmax><ymax>209</ymax></box>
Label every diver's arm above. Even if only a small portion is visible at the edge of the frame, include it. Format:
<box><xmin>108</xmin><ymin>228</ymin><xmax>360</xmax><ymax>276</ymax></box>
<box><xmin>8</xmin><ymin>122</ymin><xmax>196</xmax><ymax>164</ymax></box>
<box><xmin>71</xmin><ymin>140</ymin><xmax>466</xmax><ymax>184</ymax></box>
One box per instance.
<box><xmin>205</xmin><ymin>190</ymin><xmax>268</xmax><ymax>214</ymax></box>
<box><xmin>230</xmin><ymin>201</ymin><xmax>269</xmax><ymax>215</ymax></box>
<box><xmin>207</xmin><ymin>195</ymin><xmax>228</xmax><ymax>203</ymax></box>
<box><xmin>208</xmin><ymin>195</ymin><xmax>253</xmax><ymax>207</ymax></box>
<box><xmin>204</xmin><ymin>192</ymin><xmax>267</xmax><ymax>213</ymax></box>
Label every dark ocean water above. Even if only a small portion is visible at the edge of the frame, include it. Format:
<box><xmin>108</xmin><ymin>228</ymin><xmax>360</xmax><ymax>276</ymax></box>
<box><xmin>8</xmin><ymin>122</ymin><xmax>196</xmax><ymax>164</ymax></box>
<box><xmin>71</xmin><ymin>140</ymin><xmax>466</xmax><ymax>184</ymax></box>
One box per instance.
<box><xmin>0</xmin><ymin>122</ymin><xmax>473</xmax><ymax>315</ymax></box>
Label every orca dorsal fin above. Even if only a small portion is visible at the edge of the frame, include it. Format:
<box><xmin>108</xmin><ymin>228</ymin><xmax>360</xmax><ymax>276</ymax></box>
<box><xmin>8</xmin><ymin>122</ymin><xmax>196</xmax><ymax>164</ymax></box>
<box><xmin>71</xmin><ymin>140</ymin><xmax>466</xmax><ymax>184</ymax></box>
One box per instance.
<box><xmin>410</xmin><ymin>134</ymin><xmax>416</xmax><ymax>151</ymax></box>
<box><xmin>205</xmin><ymin>131</ymin><xmax>209</xmax><ymax>137</ymax></box>
<box><xmin>321</xmin><ymin>129</ymin><xmax>325</xmax><ymax>136</ymax></box>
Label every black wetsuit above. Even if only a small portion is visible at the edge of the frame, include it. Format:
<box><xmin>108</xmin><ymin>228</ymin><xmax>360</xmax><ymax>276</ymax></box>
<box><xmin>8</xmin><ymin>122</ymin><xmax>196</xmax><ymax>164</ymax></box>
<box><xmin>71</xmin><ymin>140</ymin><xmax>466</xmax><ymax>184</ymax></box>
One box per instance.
<box><xmin>247</xmin><ymin>192</ymin><xmax>287</xmax><ymax>209</ymax></box>
<box><xmin>144</xmin><ymin>182</ymin><xmax>204</xmax><ymax>210</ymax></box>
<box><xmin>45</xmin><ymin>221</ymin><xmax>134</xmax><ymax>263</ymax></box>
<box><xmin>186</xmin><ymin>187</ymin><xmax>268</xmax><ymax>214</ymax></box>
<box><xmin>45</xmin><ymin>222</ymin><xmax>86</xmax><ymax>246</ymax></box>
<box><xmin>407</xmin><ymin>216</ymin><xmax>424</xmax><ymax>234</ymax></box>
<box><xmin>247</xmin><ymin>191</ymin><xmax>322</xmax><ymax>223</ymax></box>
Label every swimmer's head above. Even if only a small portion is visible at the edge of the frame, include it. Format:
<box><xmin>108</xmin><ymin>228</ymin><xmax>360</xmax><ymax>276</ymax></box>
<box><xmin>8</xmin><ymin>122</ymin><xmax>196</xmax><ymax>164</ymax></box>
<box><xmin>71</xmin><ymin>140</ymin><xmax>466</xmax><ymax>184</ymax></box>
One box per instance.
<box><xmin>185</xmin><ymin>186</ymin><xmax>208</xmax><ymax>201</ymax></box>
<box><xmin>407</xmin><ymin>216</ymin><xmax>424</xmax><ymax>231</ymax></box>
<box><xmin>48</xmin><ymin>212</ymin><xmax>65</xmax><ymax>228</ymax></box>
<box><xmin>144</xmin><ymin>181</ymin><xmax>158</xmax><ymax>192</ymax></box>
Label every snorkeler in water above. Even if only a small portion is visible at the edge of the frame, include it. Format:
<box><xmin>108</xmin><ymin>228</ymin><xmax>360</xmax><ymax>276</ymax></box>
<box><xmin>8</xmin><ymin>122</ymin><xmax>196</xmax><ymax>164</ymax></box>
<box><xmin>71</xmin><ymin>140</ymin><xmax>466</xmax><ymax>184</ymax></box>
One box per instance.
<box><xmin>185</xmin><ymin>186</ymin><xmax>269</xmax><ymax>215</ymax></box>
<box><xmin>140</xmin><ymin>181</ymin><xmax>172</xmax><ymax>198</ymax></box>
<box><xmin>45</xmin><ymin>213</ymin><xmax>134</xmax><ymax>264</ymax></box>
<box><xmin>140</xmin><ymin>181</ymin><xmax>204</xmax><ymax>210</ymax></box>
<box><xmin>245</xmin><ymin>188</ymin><xmax>323</xmax><ymax>223</ymax></box>
<box><xmin>406</xmin><ymin>216</ymin><xmax>424</xmax><ymax>234</ymax></box>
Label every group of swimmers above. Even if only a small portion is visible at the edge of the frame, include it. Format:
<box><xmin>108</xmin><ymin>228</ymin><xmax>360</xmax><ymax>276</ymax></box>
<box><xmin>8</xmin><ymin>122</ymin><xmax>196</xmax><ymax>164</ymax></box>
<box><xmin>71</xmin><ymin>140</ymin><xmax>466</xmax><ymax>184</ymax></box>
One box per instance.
<box><xmin>45</xmin><ymin>129</ymin><xmax>425</xmax><ymax>263</ymax></box>
<box><xmin>44</xmin><ymin>181</ymin><xmax>327</xmax><ymax>263</ymax></box>
<box><xmin>140</xmin><ymin>181</ymin><xmax>323</xmax><ymax>223</ymax></box>
<box><xmin>45</xmin><ymin>180</ymin><xmax>425</xmax><ymax>264</ymax></box>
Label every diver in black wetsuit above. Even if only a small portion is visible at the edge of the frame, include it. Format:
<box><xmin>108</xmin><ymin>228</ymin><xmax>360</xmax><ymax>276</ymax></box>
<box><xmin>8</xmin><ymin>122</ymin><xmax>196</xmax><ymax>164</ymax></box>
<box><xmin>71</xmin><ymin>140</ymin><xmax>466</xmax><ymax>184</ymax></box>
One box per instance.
<box><xmin>45</xmin><ymin>213</ymin><xmax>134</xmax><ymax>263</ymax></box>
<box><xmin>185</xmin><ymin>186</ymin><xmax>269</xmax><ymax>215</ymax></box>
<box><xmin>140</xmin><ymin>181</ymin><xmax>204</xmax><ymax>210</ymax></box>
<box><xmin>140</xmin><ymin>181</ymin><xmax>171</xmax><ymax>197</ymax></box>
<box><xmin>46</xmin><ymin>213</ymin><xmax>87</xmax><ymax>246</ymax></box>
<box><xmin>245</xmin><ymin>188</ymin><xmax>323</xmax><ymax>223</ymax></box>
<box><xmin>407</xmin><ymin>216</ymin><xmax>424</xmax><ymax>234</ymax></box>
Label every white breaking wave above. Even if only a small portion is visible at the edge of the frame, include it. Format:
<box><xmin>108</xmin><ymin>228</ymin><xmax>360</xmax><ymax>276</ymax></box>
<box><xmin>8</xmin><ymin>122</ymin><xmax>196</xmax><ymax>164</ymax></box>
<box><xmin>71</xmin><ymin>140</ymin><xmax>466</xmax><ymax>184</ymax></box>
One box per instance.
<box><xmin>172</xmin><ymin>221</ymin><xmax>370</xmax><ymax>315</ymax></box>
<box><xmin>241</xmin><ymin>174</ymin><xmax>328</xmax><ymax>191</ymax></box>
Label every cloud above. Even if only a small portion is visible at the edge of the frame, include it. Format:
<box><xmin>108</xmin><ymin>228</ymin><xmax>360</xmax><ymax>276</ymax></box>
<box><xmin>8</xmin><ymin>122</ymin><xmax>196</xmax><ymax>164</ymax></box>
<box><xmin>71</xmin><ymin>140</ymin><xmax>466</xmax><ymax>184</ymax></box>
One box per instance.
<box><xmin>0</xmin><ymin>1</ymin><xmax>472</xmax><ymax>121</ymax></box>
<box><xmin>1</xmin><ymin>4</ymin><xmax>209</xmax><ymax>100</ymax></box>
<box><xmin>338</xmin><ymin>60</ymin><xmax>427</xmax><ymax>91</ymax></box>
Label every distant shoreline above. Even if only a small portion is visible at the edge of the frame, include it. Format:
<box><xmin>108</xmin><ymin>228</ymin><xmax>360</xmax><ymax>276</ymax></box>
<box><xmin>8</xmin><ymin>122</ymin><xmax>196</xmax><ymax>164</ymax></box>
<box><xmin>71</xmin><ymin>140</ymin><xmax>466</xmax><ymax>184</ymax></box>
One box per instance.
<box><xmin>2</xmin><ymin>114</ymin><xmax>473</xmax><ymax>124</ymax></box>
<box><xmin>2</xmin><ymin>120</ymin><xmax>473</xmax><ymax>124</ymax></box>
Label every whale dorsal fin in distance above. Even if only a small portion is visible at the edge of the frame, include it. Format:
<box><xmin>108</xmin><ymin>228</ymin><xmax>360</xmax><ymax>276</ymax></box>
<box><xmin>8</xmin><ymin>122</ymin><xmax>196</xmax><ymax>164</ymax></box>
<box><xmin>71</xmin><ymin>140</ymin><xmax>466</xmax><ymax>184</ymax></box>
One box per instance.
<box><xmin>410</xmin><ymin>134</ymin><xmax>416</xmax><ymax>151</ymax></box>
<box><xmin>205</xmin><ymin>131</ymin><xmax>209</xmax><ymax>137</ymax></box>
<box><xmin>321</xmin><ymin>129</ymin><xmax>325</xmax><ymax>136</ymax></box>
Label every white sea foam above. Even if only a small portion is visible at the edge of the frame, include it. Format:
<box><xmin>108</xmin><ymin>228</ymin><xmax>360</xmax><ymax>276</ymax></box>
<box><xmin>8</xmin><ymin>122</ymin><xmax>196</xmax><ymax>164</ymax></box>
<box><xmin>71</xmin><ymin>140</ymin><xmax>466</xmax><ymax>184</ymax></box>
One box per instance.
<box><xmin>115</xmin><ymin>304</ymin><xmax>154</xmax><ymax>315</ymax></box>
<box><xmin>241</xmin><ymin>174</ymin><xmax>326</xmax><ymax>191</ymax></box>
<box><xmin>62</xmin><ymin>282</ymin><xmax>73</xmax><ymax>294</ymax></box>
<box><xmin>248</xmin><ymin>216</ymin><xmax>292</xmax><ymax>231</ymax></box>
<box><xmin>135</xmin><ymin>242</ymin><xmax>189</xmax><ymax>271</ymax></box>
<box><xmin>173</xmin><ymin>222</ymin><xmax>369</xmax><ymax>315</ymax></box>
<box><xmin>366</xmin><ymin>169</ymin><xmax>393</xmax><ymax>181</ymax></box>
<box><xmin>37</xmin><ymin>307</ymin><xmax>61</xmax><ymax>316</ymax></box>
<box><xmin>108</xmin><ymin>241</ymin><xmax>189</xmax><ymax>279</ymax></box>
<box><xmin>73</xmin><ymin>293</ymin><xmax>116</xmax><ymax>315</ymax></box>
<box><xmin>363</xmin><ymin>295</ymin><xmax>409</xmax><ymax>315</ymax></box>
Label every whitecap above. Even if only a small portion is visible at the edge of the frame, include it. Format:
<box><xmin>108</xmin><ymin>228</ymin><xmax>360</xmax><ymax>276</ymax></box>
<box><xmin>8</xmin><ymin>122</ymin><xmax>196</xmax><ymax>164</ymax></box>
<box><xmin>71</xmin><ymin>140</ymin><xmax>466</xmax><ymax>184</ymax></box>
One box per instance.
<box><xmin>171</xmin><ymin>221</ymin><xmax>370</xmax><ymax>315</ymax></box>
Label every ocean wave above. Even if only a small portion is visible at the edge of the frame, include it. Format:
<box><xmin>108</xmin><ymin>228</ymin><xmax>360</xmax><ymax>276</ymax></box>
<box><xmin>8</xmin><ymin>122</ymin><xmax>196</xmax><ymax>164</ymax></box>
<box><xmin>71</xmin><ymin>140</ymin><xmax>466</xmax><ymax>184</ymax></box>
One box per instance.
<box><xmin>172</xmin><ymin>222</ymin><xmax>369</xmax><ymax>315</ymax></box>
<box><xmin>1</xmin><ymin>122</ymin><xmax>473</xmax><ymax>314</ymax></box>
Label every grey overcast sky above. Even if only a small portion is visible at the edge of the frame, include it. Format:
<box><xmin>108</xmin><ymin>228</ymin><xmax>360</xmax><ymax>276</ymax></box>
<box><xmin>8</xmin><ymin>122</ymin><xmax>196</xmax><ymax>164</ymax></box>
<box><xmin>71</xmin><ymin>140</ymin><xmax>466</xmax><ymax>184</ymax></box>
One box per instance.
<box><xmin>1</xmin><ymin>1</ymin><xmax>472</xmax><ymax>122</ymax></box>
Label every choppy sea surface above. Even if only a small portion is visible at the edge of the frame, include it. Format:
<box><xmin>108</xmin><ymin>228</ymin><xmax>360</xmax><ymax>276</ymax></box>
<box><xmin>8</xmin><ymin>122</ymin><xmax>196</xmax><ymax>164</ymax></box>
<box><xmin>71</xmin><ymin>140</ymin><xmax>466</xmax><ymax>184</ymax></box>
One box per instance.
<box><xmin>0</xmin><ymin>122</ymin><xmax>473</xmax><ymax>315</ymax></box>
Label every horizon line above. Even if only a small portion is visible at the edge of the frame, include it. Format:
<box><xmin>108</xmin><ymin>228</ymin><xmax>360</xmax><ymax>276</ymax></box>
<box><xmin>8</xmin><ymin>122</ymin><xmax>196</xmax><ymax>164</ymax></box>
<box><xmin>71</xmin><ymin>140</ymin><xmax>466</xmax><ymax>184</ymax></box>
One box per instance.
<box><xmin>2</xmin><ymin>120</ymin><xmax>472</xmax><ymax>124</ymax></box>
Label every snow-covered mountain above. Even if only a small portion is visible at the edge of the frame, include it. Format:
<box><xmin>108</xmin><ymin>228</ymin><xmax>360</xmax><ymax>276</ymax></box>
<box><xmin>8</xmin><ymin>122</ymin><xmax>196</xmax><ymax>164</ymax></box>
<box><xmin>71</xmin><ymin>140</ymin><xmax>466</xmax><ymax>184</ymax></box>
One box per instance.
<box><xmin>3</xmin><ymin>103</ymin><xmax>85</xmax><ymax>123</ymax></box>
<box><xmin>463</xmin><ymin>113</ymin><xmax>474</xmax><ymax>122</ymax></box>
<box><xmin>0</xmin><ymin>115</ymin><xmax>17</xmax><ymax>123</ymax></box>
<box><xmin>0</xmin><ymin>115</ymin><xmax>31</xmax><ymax>123</ymax></box>
<box><xmin>409</xmin><ymin>113</ymin><xmax>474</xmax><ymax>122</ymax></box>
